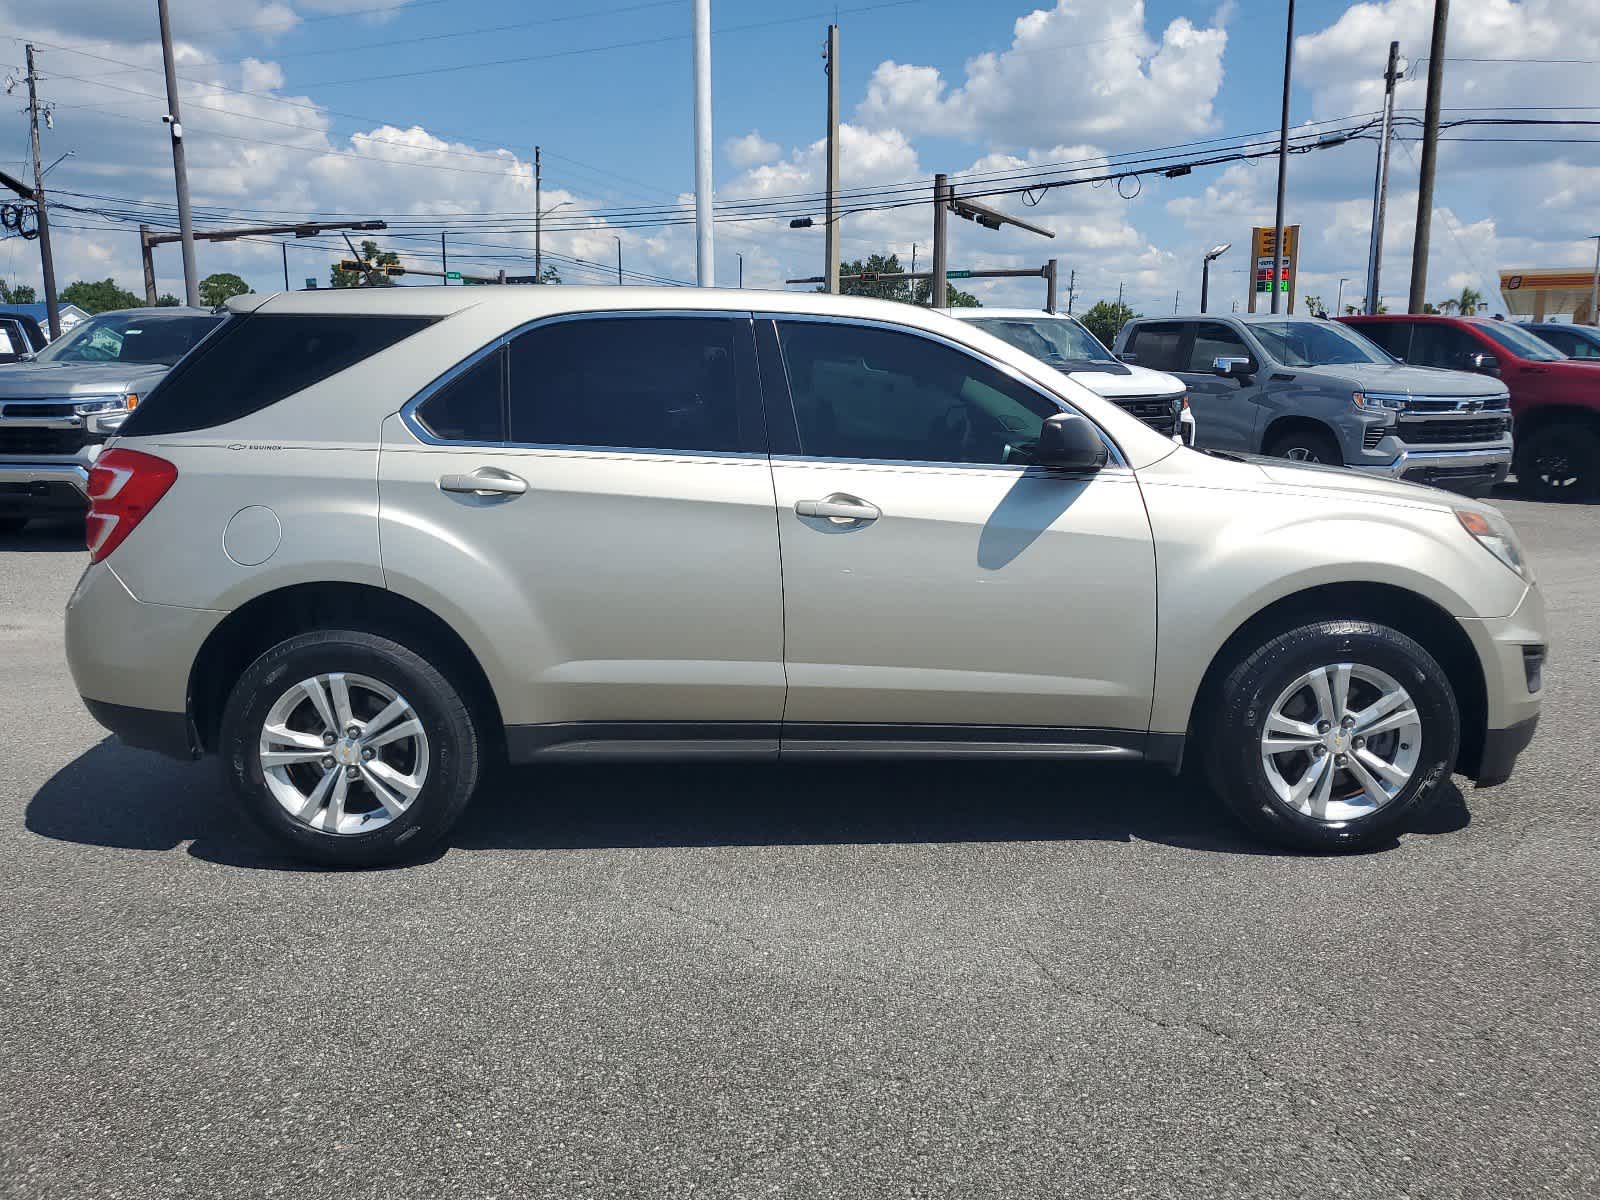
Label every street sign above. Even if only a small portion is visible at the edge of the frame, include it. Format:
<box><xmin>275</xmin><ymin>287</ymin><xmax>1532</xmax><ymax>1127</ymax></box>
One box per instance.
<box><xmin>446</xmin><ymin>271</ymin><xmax>462</xmax><ymax>280</ymax></box>
<box><xmin>947</xmin><ymin>269</ymin><xmax>973</xmax><ymax>279</ymax></box>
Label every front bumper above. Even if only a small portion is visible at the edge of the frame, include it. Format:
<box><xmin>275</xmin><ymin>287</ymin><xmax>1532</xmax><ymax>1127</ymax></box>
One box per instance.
<box><xmin>1457</xmin><ymin>583</ymin><xmax>1546</xmax><ymax>786</ymax></box>
<box><xmin>1354</xmin><ymin>444</ymin><xmax>1513</xmax><ymax>491</ymax></box>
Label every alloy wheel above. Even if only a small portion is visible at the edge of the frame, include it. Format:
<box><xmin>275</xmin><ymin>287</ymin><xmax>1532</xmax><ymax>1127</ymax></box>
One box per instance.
<box><xmin>1258</xmin><ymin>662</ymin><xmax>1422</xmax><ymax>822</ymax></box>
<box><xmin>258</xmin><ymin>672</ymin><xmax>429</xmax><ymax>835</ymax></box>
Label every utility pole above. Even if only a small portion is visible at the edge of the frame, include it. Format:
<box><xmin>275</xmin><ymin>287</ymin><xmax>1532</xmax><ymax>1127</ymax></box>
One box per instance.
<box><xmin>156</xmin><ymin>0</ymin><xmax>200</xmax><ymax>307</ymax></box>
<box><xmin>1045</xmin><ymin>258</ymin><xmax>1058</xmax><ymax>313</ymax></box>
<box><xmin>1588</xmin><ymin>235</ymin><xmax>1599</xmax><ymax>327</ymax></box>
<box><xmin>617</xmin><ymin>236</ymin><xmax>625</xmax><ymax>285</ymax></box>
<box><xmin>139</xmin><ymin>225</ymin><xmax>158</xmax><ymax>306</ymax></box>
<box><xmin>691</xmin><ymin>0</ymin><xmax>714</xmax><ymax>285</ymax></box>
<box><xmin>931</xmin><ymin>173</ymin><xmax>949</xmax><ymax>308</ymax></box>
<box><xmin>1067</xmin><ymin>267</ymin><xmax>1076</xmax><ymax>314</ymax></box>
<box><xmin>1409</xmin><ymin>0</ymin><xmax>1449</xmax><ymax>313</ymax></box>
<box><xmin>1117</xmin><ymin>280</ymin><xmax>1125</xmax><ymax>309</ymax></box>
<box><xmin>441</xmin><ymin>232</ymin><xmax>448</xmax><ymax>283</ymax></box>
<box><xmin>1365</xmin><ymin>40</ymin><xmax>1401</xmax><ymax>316</ymax></box>
<box><xmin>1271</xmin><ymin>0</ymin><xmax>1296</xmax><ymax>315</ymax></box>
<box><xmin>1173</xmin><ymin>290</ymin><xmax>1181</xmax><ymax>314</ymax></box>
<box><xmin>22</xmin><ymin>45</ymin><xmax>60</xmax><ymax>337</ymax></box>
<box><xmin>736</xmin><ymin>251</ymin><xmax>742</xmax><ymax>288</ymax></box>
<box><xmin>534</xmin><ymin>145</ymin><xmax>542</xmax><ymax>283</ymax></box>
<box><xmin>824</xmin><ymin>23</ymin><xmax>840</xmax><ymax>294</ymax></box>
<box><xmin>281</xmin><ymin>242</ymin><xmax>288</xmax><ymax>291</ymax></box>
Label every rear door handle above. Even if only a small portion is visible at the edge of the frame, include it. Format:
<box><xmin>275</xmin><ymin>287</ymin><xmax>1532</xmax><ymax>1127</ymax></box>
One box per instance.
<box><xmin>438</xmin><ymin>468</ymin><xmax>528</xmax><ymax>496</ymax></box>
<box><xmin>795</xmin><ymin>493</ymin><xmax>880</xmax><ymax>524</ymax></box>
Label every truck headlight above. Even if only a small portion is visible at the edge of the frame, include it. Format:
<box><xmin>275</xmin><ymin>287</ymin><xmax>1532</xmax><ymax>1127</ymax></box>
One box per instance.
<box><xmin>1456</xmin><ymin>508</ymin><xmax>1530</xmax><ymax>580</ymax></box>
<box><xmin>1352</xmin><ymin>391</ymin><xmax>1405</xmax><ymax>412</ymax></box>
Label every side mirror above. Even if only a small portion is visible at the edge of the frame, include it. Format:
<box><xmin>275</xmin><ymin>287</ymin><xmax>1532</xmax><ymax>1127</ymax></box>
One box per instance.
<box><xmin>1034</xmin><ymin>413</ymin><xmax>1109</xmax><ymax>472</ymax></box>
<box><xmin>1470</xmin><ymin>352</ymin><xmax>1500</xmax><ymax>375</ymax></box>
<box><xmin>1212</xmin><ymin>355</ymin><xmax>1255</xmax><ymax>380</ymax></box>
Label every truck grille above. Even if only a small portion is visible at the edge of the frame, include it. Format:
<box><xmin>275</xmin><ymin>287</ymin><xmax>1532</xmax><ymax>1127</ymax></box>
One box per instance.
<box><xmin>1113</xmin><ymin>394</ymin><xmax>1180</xmax><ymax>437</ymax></box>
<box><xmin>0</xmin><ymin>427</ymin><xmax>90</xmax><ymax>456</ymax></box>
<box><xmin>1397</xmin><ymin>417</ymin><xmax>1509</xmax><ymax>445</ymax></box>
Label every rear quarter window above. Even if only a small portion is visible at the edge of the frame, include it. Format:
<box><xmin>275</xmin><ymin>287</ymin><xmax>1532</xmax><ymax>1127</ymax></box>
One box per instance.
<box><xmin>119</xmin><ymin>313</ymin><xmax>438</xmax><ymax>436</ymax></box>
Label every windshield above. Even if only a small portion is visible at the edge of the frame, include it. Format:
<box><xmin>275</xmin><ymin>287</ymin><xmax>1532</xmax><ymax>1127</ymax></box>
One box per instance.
<box><xmin>37</xmin><ymin>311</ymin><xmax>222</xmax><ymax>367</ymax></box>
<box><xmin>968</xmin><ymin>316</ymin><xmax>1117</xmax><ymax>365</ymax></box>
<box><xmin>1477</xmin><ymin>321</ymin><xmax>1567</xmax><ymax>361</ymax></box>
<box><xmin>1249</xmin><ymin>319</ymin><xmax>1392</xmax><ymax>367</ymax></box>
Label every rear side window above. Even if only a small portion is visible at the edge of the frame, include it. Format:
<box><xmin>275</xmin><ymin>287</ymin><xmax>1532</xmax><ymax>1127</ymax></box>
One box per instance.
<box><xmin>414</xmin><ymin>348</ymin><xmax>505</xmax><ymax>442</ymax></box>
<box><xmin>120</xmin><ymin>313</ymin><xmax>437</xmax><ymax>436</ymax></box>
<box><xmin>1354</xmin><ymin>321</ymin><xmax>1411</xmax><ymax>359</ymax></box>
<box><xmin>506</xmin><ymin>315</ymin><xmax>758</xmax><ymax>453</ymax></box>
<box><xmin>1124</xmin><ymin>323</ymin><xmax>1185</xmax><ymax>371</ymax></box>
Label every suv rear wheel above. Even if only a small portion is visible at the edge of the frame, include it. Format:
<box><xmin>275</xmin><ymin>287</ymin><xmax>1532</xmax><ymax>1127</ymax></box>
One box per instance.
<box><xmin>1205</xmin><ymin>620</ymin><xmax>1459</xmax><ymax>852</ymax></box>
<box><xmin>1516</xmin><ymin>423</ymin><xmax>1599</xmax><ymax>502</ymax></box>
<box><xmin>221</xmin><ymin>629</ymin><xmax>482</xmax><ymax>866</ymax></box>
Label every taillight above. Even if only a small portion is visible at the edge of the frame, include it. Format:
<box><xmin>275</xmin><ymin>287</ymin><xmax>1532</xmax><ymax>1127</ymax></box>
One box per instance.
<box><xmin>85</xmin><ymin>448</ymin><xmax>177</xmax><ymax>563</ymax></box>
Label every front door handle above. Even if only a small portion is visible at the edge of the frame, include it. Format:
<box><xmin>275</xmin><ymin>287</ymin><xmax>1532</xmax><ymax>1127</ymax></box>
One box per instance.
<box><xmin>438</xmin><ymin>468</ymin><xmax>528</xmax><ymax>496</ymax></box>
<box><xmin>795</xmin><ymin>493</ymin><xmax>880</xmax><ymax>525</ymax></box>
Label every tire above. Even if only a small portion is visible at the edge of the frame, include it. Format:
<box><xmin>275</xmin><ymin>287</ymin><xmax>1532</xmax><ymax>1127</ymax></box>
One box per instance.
<box><xmin>0</xmin><ymin>516</ymin><xmax>27</xmax><ymax>535</ymax></box>
<box><xmin>1516</xmin><ymin>423</ymin><xmax>1599</xmax><ymax>502</ymax></box>
<box><xmin>1265</xmin><ymin>427</ymin><xmax>1343</xmax><ymax>466</ymax></box>
<box><xmin>221</xmin><ymin>629</ymin><xmax>482</xmax><ymax>867</ymax></box>
<box><xmin>1205</xmin><ymin>620</ymin><xmax>1460</xmax><ymax>853</ymax></box>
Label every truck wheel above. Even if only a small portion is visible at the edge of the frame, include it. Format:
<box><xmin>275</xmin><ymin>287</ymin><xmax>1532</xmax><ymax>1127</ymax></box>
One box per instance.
<box><xmin>1266</xmin><ymin>428</ymin><xmax>1343</xmax><ymax>467</ymax></box>
<box><xmin>1205</xmin><ymin>620</ymin><xmax>1459</xmax><ymax>853</ymax></box>
<box><xmin>1517</xmin><ymin>424</ymin><xmax>1599</xmax><ymax>502</ymax></box>
<box><xmin>220</xmin><ymin>629</ymin><xmax>482</xmax><ymax>867</ymax></box>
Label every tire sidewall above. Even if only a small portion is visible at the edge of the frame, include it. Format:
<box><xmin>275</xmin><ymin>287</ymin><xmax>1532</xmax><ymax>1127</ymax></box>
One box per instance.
<box><xmin>1215</xmin><ymin>622</ymin><xmax>1459</xmax><ymax>851</ymax></box>
<box><xmin>1518</xmin><ymin>425</ymin><xmax>1598</xmax><ymax>502</ymax></box>
<box><xmin>222</xmin><ymin>631</ymin><xmax>477</xmax><ymax>866</ymax></box>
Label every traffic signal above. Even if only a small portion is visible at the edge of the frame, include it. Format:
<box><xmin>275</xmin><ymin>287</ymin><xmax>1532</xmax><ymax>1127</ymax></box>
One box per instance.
<box><xmin>336</xmin><ymin>260</ymin><xmax>366</xmax><ymax>273</ymax></box>
<box><xmin>382</xmin><ymin>264</ymin><xmax>406</xmax><ymax>276</ymax></box>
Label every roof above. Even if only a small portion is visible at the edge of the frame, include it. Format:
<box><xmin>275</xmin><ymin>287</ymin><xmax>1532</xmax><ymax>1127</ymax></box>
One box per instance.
<box><xmin>946</xmin><ymin>307</ymin><xmax>1068</xmax><ymax>320</ymax></box>
<box><xmin>1339</xmin><ymin>313</ymin><xmax>1502</xmax><ymax>323</ymax></box>
<box><xmin>1124</xmin><ymin>311</ymin><xmax>1330</xmax><ymax>325</ymax></box>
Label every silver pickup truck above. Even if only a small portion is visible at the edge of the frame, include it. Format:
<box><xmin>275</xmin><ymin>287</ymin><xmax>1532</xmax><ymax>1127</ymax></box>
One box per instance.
<box><xmin>1116</xmin><ymin>313</ymin><xmax>1513</xmax><ymax>495</ymax></box>
<box><xmin>0</xmin><ymin>307</ymin><xmax>221</xmax><ymax>531</ymax></box>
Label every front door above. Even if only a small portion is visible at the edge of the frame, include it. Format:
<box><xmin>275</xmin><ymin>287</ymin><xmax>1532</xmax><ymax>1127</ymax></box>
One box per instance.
<box><xmin>1174</xmin><ymin>321</ymin><xmax>1264</xmax><ymax>451</ymax></box>
<box><xmin>759</xmin><ymin>316</ymin><xmax>1157</xmax><ymax>747</ymax></box>
<box><xmin>379</xmin><ymin>313</ymin><xmax>786</xmax><ymax>752</ymax></box>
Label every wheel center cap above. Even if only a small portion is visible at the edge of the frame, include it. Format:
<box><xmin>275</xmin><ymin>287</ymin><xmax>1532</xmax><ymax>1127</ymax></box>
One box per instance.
<box><xmin>1329</xmin><ymin>730</ymin><xmax>1347</xmax><ymax>753</ymax></box>
<box><xmin>334</xmin><ymin>739</ymin><xmax>360</xmax><ymax>766</ymax></box>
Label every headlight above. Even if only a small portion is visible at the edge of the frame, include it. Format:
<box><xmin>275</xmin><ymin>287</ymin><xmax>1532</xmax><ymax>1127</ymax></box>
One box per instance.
<box><xmin>1456</xmin><ymin>507</ymin><xmax>1530</xmax><ymax>580</ymax></box>
<box><xmin>73</xmin><ymin>393</ymin><xmax>137</xmax><ymax>416</ymax></box>
<box><xmin>1352</xmin><ymin>391</ymin><xmax>1406</xmax><ymax>412</ymax></box>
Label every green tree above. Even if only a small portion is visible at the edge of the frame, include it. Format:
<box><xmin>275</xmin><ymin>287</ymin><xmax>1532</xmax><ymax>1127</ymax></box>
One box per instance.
<box><xmin>1435</xmin><ymin>298</ymin><xmax>1459</xmax><ymax>315</ymax></box>
<box><xmin>199</xmin><ymin>272</ymin><xmax>251</xmax><ymax>307</ymax></box>
<box><xmin>155</xmin><ymin>293</ymin><xmax>181</xmax><ymax>306</ymax></box>
<box><xmin>1</xmin><ymin>281</ymin><xmax>37</xmax><ymax>304</ymax></box>
<box><xmin>331</xmin><ymin>240</ymin><xmax>401</xmax><ymax>288</ymax></box>
<box><xmin>1302</xmin><ymin>295</ymin><xmax>1327</xmax><ymax>318</ymax></box>
<box><xmin>1457</xmin><ymin>286</ymin><xmax>1484</xmax><ymax>316</ymax></box>
<box><xmin>60</xmin><ymin>278</ymin><xmax>141</xmax><ymax>314</ymax></box>
<box><xmin>913</xmin><ymin>278</ymin><xmax>980</xmax><ymax>307</ymax></box>
<box><xmin>829</xmin><ymin>254</ymin><xmax>913</xmax><ymax>303</ymax></box>
<box><xmin>1079</xmin><ymin>299</ymin><xmax>1140</xmax><ymax>349</ymax></box>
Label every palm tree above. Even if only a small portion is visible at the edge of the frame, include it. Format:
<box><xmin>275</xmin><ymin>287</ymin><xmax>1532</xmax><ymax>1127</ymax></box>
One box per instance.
<box><xmin>1437</xmin><ymin>298</ymin><xmax>1459</xmax><ymax>315</ymax></box>
<box><xmin>1457</xmin><ymin>286</ymin><xmax>1484</xmax><ymax>316</ymax></box>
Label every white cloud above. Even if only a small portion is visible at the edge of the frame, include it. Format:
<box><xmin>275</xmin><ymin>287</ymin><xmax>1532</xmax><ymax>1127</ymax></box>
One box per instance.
<box><xmin>724</xmin><ymin>131</ymin><xmax>780</xmax><ymax>169</ymax></box>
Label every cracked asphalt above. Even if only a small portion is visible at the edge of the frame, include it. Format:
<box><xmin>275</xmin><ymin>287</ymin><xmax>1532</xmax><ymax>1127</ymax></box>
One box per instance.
<box><xmin>2</xmin><ymin>496</ymin><xmax>1596</xmax><ymax>1199</ymax></box>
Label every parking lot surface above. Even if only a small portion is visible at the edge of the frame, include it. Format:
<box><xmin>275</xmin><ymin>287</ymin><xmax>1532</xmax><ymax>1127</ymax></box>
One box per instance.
<box><xmin>1</xmin><ymin>496</ymin><xmax>1596</xmax><ymax>1199</ymax></box>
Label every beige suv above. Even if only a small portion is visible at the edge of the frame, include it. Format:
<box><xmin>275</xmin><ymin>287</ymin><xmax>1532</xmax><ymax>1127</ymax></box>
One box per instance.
<box><xmin>64</xmin><ymin>288</ymin><xmax>1546</xmax><ymax>865</ymax></box>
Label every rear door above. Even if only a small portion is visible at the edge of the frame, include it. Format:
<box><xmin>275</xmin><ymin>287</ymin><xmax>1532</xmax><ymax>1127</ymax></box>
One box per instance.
<box><xmin>1171</xmin><ymin>321</ymin><xmax>1264</xmax><ymax>451</ymax></box>
<box><xmin>378</xmin><ymin>312</ymin><xmax>786</xmax><ymax>754</ymax></box>
<box><xmin>759</xmin><ymin>315</ymin><xmax>1156</xmax><ymax>748</ymax></box>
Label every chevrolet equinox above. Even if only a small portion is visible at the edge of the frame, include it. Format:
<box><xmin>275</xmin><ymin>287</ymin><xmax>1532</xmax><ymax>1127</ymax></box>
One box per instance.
<box><xmin>64</xmin><ymin>288</ymin><xmax>1546</xmax><ymax>865</ymax></box>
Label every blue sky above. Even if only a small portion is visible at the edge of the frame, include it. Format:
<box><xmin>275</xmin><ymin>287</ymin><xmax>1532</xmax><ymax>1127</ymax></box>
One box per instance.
<box><xmin>2</xmin><ymin>0</ymin><xmax>1595</xmax><ymax>315</ymax></box>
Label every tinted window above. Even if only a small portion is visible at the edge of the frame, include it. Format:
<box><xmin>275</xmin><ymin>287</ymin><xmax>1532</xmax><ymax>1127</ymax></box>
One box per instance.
<box><xmin>120</xmin><ymin>313</ymin><xmax>437</xmax><ymax>436</ymax></box>
<box><xmin>968</xmin><ymin>316</ymin><xmax>1116</xmax><ymax>366</ymax></box>
<box><xmin>1188</xmin><ymin>323</ymin><xmax>1254</xmax><ymax>371</ymax></box>
<box><xmin>507</xmin><ymin>316</ymin><xmax>751</xmax><ymax>453</ymax></box>
<box><xmin>1476</xmin><ymin>321</ymin><xmax>1565</xmax><ymax>361</ymax></box>
<box><xmin>1123</xmin><ymin>323</ymin><xmax>1185</xmax><ymax>371</ymax></box>
<box><xmin>1249</xmin><ymin>319</ymin><xmax>1390</xmax><ymax>366</ymax></box>
<box><xmin>1409</xmin><ymin>324</ymin><xmax>1485</xmax><ymax>370</ymax></box>
<box><xmin>775</xmin><ymin>320</ymin><xmax>1060</xmax><ymax>465</ymax></box>
<box><xmin>1353</xmin><ymin>321</ymin><xmax>1411</xmax><ymax>358</ymax></box>
<box><xmin>1536</xmin><ymin>329</ymin><xmax>1579</xmax><ymax>355</ymax></box>
<box><xmin>36</xmin><ymin>311</ymin><xmax>222</xmax><ymax>366</ymax></box>
<box><xmin>415</xmin><ymin>349</ymin><xmax>505</xmax><ymax>441</ymax></box>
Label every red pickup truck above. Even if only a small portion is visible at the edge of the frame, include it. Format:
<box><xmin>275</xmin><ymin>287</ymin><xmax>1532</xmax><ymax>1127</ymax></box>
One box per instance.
<box><xmin>1339</xmin><ymin>314</ymin><xmax>1600</xmax><ymax>501</ymax></box>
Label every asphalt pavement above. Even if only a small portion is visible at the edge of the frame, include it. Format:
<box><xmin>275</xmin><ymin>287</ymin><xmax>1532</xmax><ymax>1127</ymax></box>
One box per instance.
<box><xmin>1</xmin><ymin>496</ymin><xmax>1596</xmax><ymax>1199</ymax></box>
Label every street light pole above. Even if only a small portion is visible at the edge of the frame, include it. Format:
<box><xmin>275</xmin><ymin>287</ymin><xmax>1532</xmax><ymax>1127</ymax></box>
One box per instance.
<box><xmin>691</xmin><ymin>0</ymin><xmax>715</xmax><ymax>285</ymax></box>
<box><xmin>615</xmin><ymin>235</ymin><xmax>623</xmax><ymax>285</ymax></box>
<box><xmin>1271</xmin><ymin>0</ymin><xmax>1296</xmax><ymax>315</ymax></box>
<box><xmin>1201</xmin><ymin>243</ymin><xmax>1231</xmax><ymax>313</ymax></box>
<box><xmin>1337</xmin><ymin>276</ymin><xmax>1350</xmax><ymax>316</ymax></box>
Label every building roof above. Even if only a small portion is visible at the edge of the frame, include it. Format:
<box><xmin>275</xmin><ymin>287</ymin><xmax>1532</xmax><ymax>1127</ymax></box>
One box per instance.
<box><xmin>0</xmin><ymin>301</ymin><xmax>91</xmax><ymax>324</ymax></box>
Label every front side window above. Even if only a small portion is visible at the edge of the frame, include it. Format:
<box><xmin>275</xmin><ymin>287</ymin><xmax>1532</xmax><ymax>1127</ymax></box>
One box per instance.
<box><xmin>1409</xmin><ymin>323</ymin><xmax>1485</xmax><ymax>370</ymax></box>
<box><xmin>1249</xmin><ymin>320</ymin><xmax>1390</xmax><ymax>367</ymax></box>
<box><xmin>775</xmin><ymin>320</ymin><xmax>1061</xmax><ymax>466</ymax></box>
<box><xmin>1123</xmin><ymin>323</ymin><xmax>1185</xmax><ymax>371</ymax></box>
<box><xmin>1188</xmin><ymin>323</ymin><xmax>1255</xmax><ymax>372</ymax></box>
<box><xmin>37</xmin><ymin>311</ymin><xmax>222</xmax><ymax>366</ymax></box>
<box><xmin>1476</xmin><ymin>321</ymin><xmax>1566</xmax><ymax>361</ymax></box>
<box><xmin>507</xmin><ymin>316</ymin><xmax>751</xmax><ymax>453</ymax></box>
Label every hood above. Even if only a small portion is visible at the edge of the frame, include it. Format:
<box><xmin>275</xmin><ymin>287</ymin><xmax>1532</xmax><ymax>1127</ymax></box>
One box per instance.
<box><xmin>1323</xmin><ymin>362</ymin><xmax>1506</xmax><ymax>397</ymax></box>
<box><xmin>1064</xmin><ymin>362</ymin><xmax>1185</xmax><ymax>397</ymax></box>
<box><xmin>0</xmin><ymin>360</ymin><xmax>171</xmax><ymax>399</ymax></box>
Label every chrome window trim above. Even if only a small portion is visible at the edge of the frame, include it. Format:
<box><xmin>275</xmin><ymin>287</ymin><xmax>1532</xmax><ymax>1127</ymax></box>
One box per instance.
<box><xmin>399</xmin><ymin>308</ymin><xmax>762</xmax><ymax>458</ymax></box>
<box><xmin>756</xmin><ymin>309</ymin><xmax>1130</xmax><ymax>471</ymax></box>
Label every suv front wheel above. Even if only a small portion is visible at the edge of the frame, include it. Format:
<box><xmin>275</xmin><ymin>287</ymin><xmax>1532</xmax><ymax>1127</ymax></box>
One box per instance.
<box><xmin>1206</xmin><ymin>620</ymin><xmax>1459</xmax><ymax>852</ymax></box>
<box><xmin>221</xmin><ymin>629</ymin><xmax>482</xmax><ymax>866</ymax></box>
